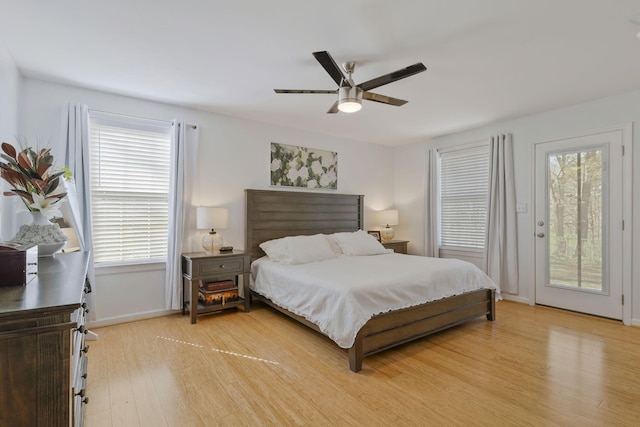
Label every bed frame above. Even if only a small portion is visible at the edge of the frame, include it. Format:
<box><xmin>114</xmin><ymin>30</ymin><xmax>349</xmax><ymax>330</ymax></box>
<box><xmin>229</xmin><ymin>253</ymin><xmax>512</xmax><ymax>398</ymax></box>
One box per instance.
<box><xmin>245</xmin><ymin>189</ymin><xmax>495</xmax><ymax>372</ymax></box>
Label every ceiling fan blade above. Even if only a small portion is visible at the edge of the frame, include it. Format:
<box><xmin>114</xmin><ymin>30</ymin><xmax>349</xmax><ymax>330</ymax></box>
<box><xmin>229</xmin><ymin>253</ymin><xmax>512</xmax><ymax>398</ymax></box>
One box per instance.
<box><xmin>274</xmin><ymin>89</ymin><xmax>337</xmax><ymax>94</ymax></box>
<box><xmin>326</xmin><ymin>101</ymin><xmax>339</xmax><ymax>114</ymax></box>
<box><xmin>357</xmin><ymin>63</ymin><xmax>426</xmax><ymax>92</ymax></box>
<box><xmin>363</xmin><ymin>91</ymin><xmax>408</xmax><ymax>106</ymax></box>
<box><xmin>312</xmin><ymin>51</ymin><xmax>350</xmax><ymax>87</ymax></box>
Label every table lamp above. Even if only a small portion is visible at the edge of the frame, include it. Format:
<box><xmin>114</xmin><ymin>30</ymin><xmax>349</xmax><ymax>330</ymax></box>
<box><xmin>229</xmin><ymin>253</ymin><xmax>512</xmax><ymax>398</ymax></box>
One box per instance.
<box><xmin>378</xmin><ymin>209</ymin><xmax>398</xmax><ymax>242</ymax></box>
<box><xmin>196</xmin><ymin>207</ymin><xmax>228</xmax><ymax>252</ymax></box>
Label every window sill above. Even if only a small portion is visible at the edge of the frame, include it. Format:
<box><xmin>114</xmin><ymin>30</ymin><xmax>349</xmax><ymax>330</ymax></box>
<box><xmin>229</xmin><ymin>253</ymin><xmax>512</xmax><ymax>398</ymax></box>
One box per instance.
<box><xmin>95</xmin><ymin>259</ymin><xmax>166</xmax><ymax>276</ymax></box>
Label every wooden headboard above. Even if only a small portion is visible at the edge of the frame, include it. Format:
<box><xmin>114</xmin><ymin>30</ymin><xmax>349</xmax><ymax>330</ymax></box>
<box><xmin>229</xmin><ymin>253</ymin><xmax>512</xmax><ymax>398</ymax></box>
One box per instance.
<box><xmin>245</xmin><ymin>189</ymin><xmax>364</xmax><ymax>262</ymax></box>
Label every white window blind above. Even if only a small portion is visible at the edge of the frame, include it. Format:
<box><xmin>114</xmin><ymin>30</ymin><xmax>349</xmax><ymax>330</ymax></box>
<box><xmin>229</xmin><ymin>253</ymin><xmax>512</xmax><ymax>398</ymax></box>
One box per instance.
<box><xmin>439</xmin><ymin>144</ymin><xmax>489</xmax><ymax>249</ymax></box>
<box><xmin>89</xmin><ymin>114</ymin><xmax>171</xmax><ymax>263</ymax></box>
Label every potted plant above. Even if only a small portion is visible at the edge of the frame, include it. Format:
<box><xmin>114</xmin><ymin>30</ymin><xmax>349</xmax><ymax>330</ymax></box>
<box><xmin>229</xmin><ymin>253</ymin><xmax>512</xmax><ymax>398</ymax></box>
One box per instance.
<box><xmin>0</xmin><ymin>141</ymin><xmax>71</xmax><ymax>256</ymax></box>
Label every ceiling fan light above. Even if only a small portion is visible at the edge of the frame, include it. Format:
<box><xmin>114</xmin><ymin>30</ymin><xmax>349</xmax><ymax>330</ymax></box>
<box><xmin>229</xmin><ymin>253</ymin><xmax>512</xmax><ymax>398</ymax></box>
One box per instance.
<box><xmin>337</xmin><ymin>86</ymin><xmax>363</xmax><ymax>113</ymax></box>
<box><xmin>338</xmin><ymin>100</ymin><xmax>362</xmax><ymax>113</ymax></box>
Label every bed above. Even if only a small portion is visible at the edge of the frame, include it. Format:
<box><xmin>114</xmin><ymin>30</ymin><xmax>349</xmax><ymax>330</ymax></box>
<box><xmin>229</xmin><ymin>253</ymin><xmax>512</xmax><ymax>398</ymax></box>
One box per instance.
<box><xmin>245</xmin><ymin>189</ymin><xmax>497</xmax><ymax>372</ymax></box>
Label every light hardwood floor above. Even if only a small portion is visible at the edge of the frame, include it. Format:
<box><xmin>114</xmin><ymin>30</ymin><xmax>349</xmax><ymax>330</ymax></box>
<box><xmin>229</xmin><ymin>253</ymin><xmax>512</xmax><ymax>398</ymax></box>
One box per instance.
<box><xmin>85</xmin><ymin>301</ymin><xmax>640</xmax><ymax>426</ymax></box>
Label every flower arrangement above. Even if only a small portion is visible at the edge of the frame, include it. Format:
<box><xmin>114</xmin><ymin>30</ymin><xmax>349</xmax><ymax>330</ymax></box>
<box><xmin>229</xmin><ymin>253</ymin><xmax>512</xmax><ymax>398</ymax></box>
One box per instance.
<box><xmin>0</xmin><ymin>141</ymin><xmax>71</xmax><ymax>218</ymax></box>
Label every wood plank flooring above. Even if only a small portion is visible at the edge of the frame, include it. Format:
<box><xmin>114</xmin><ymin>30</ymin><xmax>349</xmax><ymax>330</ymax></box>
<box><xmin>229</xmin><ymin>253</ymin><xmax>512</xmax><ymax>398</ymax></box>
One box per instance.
<box><xmin>84</xmin><ymin>301</ymin><xmax>640</xmax><ymax>426</ymax></box>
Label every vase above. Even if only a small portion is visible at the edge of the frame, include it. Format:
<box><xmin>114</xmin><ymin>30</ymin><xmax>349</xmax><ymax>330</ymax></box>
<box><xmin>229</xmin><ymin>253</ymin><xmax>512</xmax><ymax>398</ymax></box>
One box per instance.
<box><xmin>29</xmin><ymin>211</ymin><xmax>52</xmax><ymax>225</ymax></box>
<box><xmin>12</xmin><ymin>211</ymin><xmax>68</xmax><ymax>257</ymax></box>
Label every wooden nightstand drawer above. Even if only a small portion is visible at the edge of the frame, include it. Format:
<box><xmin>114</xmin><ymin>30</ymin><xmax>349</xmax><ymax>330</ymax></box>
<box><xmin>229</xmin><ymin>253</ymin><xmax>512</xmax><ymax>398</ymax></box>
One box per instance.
<box><xmin>197</xmin><ymin>257</ymin><xmax>244</xmax><ymax>276</ymax></box>
<box><xmin>382</xmin><ymin>240</ymin><xmax>409</xmax><ymax>254</ymax></box>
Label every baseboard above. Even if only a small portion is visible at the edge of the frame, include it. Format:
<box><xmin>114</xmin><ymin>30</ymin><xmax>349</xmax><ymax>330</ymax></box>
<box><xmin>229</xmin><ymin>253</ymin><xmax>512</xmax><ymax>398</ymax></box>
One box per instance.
<box><xmin>87</xmin><ymin>309</ymin><xmax>178</xmax><ymax>329</ymax></box>
<box><xmin>499</xmin><ymin>294</ymin><xmax>530</xmax><ymax>304</ymax></box>
<box><xmin>501</xmin><ymin>297</ymin><xmax>640</xmax><ymax>327</ymax></box>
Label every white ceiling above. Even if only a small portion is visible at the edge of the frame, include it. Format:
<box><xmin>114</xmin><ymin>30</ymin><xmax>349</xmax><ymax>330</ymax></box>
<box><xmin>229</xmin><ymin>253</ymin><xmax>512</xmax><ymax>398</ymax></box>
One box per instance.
<box><xmin>2</xmin><ymin>0</ymin><xmax>640</xmax><ymax>146</ymax></box>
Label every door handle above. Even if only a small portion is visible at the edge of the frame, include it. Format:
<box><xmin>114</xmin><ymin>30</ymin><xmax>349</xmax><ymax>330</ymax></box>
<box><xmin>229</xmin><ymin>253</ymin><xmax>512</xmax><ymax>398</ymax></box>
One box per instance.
<box><xmin>536</xmin><ymin>233</ymin><xmax>545</xmax><ymax>238</ymax></box>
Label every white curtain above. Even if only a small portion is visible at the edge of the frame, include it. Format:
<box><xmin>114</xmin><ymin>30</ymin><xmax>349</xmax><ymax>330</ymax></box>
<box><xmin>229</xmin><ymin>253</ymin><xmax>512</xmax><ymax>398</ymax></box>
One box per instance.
<box><xmin>483</xmin><ymin>133</ymin><xmax>519</xmax><ymax>293</ymax></box>
<box><xmin>424</xmin><ymin>148</ymin><xmax>439</xmax><ymax>257</ymax></box>
<box><xmin>165</xmin><ymin>120</ymin><xmax>199</xmax><ymax>310</ymax></box>
<box><xmin>0</xmin><ymin>173</ymin><xmax>17</xmax><ymax>240</ymax></box>
<box><xmin>61</xmin><ymin>102</ymin><xmax>97</xmax><ymax>318</ymax></box>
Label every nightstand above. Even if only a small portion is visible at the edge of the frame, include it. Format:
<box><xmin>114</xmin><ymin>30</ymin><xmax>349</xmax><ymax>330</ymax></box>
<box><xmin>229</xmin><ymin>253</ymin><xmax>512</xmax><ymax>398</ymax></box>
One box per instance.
<box><xmin>181</xmin><ymin>250</ymin><xmax>251</xmax><ymax>324</ymax></box>
<box><xmin>382</xmin><ymin>240</ymin><xmax>409</xmax><ymax>254</ymax></box>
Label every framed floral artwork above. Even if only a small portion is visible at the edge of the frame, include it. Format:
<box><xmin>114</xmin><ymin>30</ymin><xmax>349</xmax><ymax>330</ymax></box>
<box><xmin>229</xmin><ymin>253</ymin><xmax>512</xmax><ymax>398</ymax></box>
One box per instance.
<box><xmin>270</xmin><ymin>142</ymin><xmax>338</xmax><ymax>189</ymax></box>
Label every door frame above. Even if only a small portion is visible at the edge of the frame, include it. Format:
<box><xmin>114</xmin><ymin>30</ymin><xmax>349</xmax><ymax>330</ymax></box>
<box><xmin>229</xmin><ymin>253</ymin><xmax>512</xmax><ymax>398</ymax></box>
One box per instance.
<box><xmin>529</xmin><ymin>123</ymin><xmax>632</xmax><ymax>325</ymax></box>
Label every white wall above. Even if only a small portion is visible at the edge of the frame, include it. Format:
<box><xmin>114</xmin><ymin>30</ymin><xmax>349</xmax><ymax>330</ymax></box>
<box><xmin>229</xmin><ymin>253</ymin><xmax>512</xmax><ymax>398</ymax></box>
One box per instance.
<box><xmin>18</xmin><ymin>78</ymin><xmax>396</xmax><ymax>326</ymax></box>
<box><xmin>395</xmin><ymin>90</ymin><xmax>640</xmax><ymax>324</ymax></box>
<box><xmin>15</xmin><ymin>77</ymin><xmax>639</xmax><ymax>326</ymax></box>
<box><xmin>0</xmin><ymin>43</ymin><xmax>21</xmax><ymax>239</ymax></box>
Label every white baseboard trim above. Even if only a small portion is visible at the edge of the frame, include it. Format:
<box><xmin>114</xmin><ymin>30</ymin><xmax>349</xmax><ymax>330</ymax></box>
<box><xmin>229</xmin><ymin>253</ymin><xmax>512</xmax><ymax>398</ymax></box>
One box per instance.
<box><xmin>499</xmin><ymin>294</ymin><xmax>530</xmax><ymax>304</ymax></box>
<box><xmin>85</xmin><ymin>304</ymin><xmax>640</xmax><ymax>329</ymax></box>
<box><xmin>500</xmin><ymin>297</ymin><xmax>640</xmax><ymax>327</ymax></box>
<box><xmin>87</xmin><ymin>309</ymin><xmax>178</xmax><ymax>329</ymax></box>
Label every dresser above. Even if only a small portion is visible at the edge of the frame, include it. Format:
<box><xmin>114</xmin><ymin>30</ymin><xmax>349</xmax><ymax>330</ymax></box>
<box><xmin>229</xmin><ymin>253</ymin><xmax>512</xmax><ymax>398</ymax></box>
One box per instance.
<box><xmin>0</xmin><ymin>252</ymin><xmax>91</xmax><ymax>427</ymax></box>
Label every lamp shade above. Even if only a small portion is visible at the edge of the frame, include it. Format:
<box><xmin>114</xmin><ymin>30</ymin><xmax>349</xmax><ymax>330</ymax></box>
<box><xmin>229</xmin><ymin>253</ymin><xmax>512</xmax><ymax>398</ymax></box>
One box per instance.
<box><xmin>377</xmin><ymin>209</ymin><xmax>398</xmax><ymax>226</ymax></box>
<box><xmin>196</xmin><ymin>207</ymin><xmax>228</xmax><ymax>230</ymax></box>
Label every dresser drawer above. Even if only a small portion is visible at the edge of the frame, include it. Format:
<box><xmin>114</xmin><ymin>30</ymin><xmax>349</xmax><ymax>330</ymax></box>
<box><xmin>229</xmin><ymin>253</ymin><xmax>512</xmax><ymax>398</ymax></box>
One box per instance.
<box><xmin>72</xmin><ymin>302</ymin><xmax>87</xmax><ymax>389</ymax></box>
<box><xmin>195</xmin><ymin>257</ymin><xmax>244</xmax><ymax>277</ymax></box>
<box><xmin>73</xmin><ymin>373</ymin><xmax>88</xmax><ymax>427</ymax></box>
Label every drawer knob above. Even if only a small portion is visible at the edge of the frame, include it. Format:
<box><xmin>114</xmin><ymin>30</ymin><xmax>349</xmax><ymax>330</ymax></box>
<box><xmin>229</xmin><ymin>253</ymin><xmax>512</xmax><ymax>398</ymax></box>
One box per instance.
<box><xmin>82</xmin><ymin>397</ymin><xmax>89</xmax><ymax>405</ymax></box>
<box><xmin>220</xmin><ymin>264</ymin><xmax>226</xmax><ymax>269</ymax></box>
<box><xmin>76</xmin><ymin>389</ymin><xmax>85</xmax><ymax>398</ymax></box>
<box><xmin>82</xmin><ymin>345</ymin><xmax>90</xmax><ymax>354</ymax></box>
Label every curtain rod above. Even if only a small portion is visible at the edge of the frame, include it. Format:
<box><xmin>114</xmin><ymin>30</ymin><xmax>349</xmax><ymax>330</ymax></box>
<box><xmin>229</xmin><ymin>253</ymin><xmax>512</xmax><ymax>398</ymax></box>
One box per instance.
<box><xmin>88</xmin><ymin>108</ymin><xmax>171</xmax><ymax>126</ymax></box>
<box><xmin>88</xmin><ymin>109</ymin><xmax>197</xmax><ymax>129</ymax></box>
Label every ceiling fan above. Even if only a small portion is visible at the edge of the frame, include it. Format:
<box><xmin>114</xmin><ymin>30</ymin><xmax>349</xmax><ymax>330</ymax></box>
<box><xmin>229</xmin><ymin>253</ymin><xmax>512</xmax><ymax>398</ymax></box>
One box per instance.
<box><xmin>274</xmin><ymin>51</ymin><xmax>427</xmax><ymax>114</ymax></box>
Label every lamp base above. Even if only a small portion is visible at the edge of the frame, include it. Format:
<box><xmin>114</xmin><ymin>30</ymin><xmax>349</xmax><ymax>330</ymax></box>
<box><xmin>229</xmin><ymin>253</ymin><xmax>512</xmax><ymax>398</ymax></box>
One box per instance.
<box><xmin>381</xmin><ymin>226</ymin><xmax>394</xmax><ymax>242</ymax></box>
<box><xmin>202</xmin><ymin>231</ymin><xmax>223</xmax><ymax>253</ymax></box>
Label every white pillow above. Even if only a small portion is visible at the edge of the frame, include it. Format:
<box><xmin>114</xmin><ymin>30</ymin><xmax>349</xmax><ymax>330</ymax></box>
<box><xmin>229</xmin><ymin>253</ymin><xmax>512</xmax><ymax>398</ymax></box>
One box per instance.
<box><xmin>331</xmin><ymin>230</ymin><xmax>389</xmax><ymax>256</ymax></box>
<box><xmin>259</xmin><ymin>234</ymin><xmax>336</xmax><ymax>265</ymax></box>
<box><xmin>324</xmin><ymin>233</ymin><xmax>344</xmax><ymax>255</ymax></box>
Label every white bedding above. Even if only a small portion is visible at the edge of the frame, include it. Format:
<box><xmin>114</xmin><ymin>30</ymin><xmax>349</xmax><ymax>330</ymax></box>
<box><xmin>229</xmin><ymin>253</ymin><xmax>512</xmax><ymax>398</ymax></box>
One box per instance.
<box><xmin>251</xmin><ymin>253</ymin><xmax>500</xmax><ymax>348</ymax></box>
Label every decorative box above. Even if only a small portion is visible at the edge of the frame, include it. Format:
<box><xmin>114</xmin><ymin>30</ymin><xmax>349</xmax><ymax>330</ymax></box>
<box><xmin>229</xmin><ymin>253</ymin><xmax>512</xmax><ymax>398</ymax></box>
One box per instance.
<box><xmin>0</xmin><ymin>242</ymin><xmax>38</xmax><ymax>287</ymax></box>
<box><xmin>198</xmin><ymin>289</ymin><xmax>239</xmax><ymax>306</ymax></box>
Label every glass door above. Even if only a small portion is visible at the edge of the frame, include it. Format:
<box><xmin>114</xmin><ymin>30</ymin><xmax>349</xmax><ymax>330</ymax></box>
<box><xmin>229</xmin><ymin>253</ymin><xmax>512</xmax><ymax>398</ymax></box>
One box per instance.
<box><xmin>534</xmin><ymin>131</ymin><xmax>623</xmax><ymax>319</ymax></box>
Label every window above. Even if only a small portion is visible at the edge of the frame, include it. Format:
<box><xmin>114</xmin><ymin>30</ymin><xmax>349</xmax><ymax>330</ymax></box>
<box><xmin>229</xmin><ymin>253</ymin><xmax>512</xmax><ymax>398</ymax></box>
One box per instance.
<box><xmin>438</xmin><ymin>143</ymin><xmax>489</xmax><ymax>250</ymax></box>
<box><xmin>89</xmin><ymin>112</ymin><xmax>172</xmax><ymax>263</ymax></box>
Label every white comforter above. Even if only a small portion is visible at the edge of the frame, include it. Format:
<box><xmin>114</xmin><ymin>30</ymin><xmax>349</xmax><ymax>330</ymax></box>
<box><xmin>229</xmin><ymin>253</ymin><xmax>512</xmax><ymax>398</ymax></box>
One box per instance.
<box><xmin>251</xmin><ymin>253</ymin><xmax>499</xmax><ymax>348</ymax></box>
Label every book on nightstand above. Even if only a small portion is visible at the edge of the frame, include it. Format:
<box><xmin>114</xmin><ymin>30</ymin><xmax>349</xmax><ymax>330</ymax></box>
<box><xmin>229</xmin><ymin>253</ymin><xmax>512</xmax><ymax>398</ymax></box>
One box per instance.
<box><xmin>198</xmin><ymin>289</ymin><xmax>240</xmax><ymax>306</ymax></box>
<box><xmin>198</xmin><ymin>279</ymin><xmax>236</xmax><ymax>292</ymax></box>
